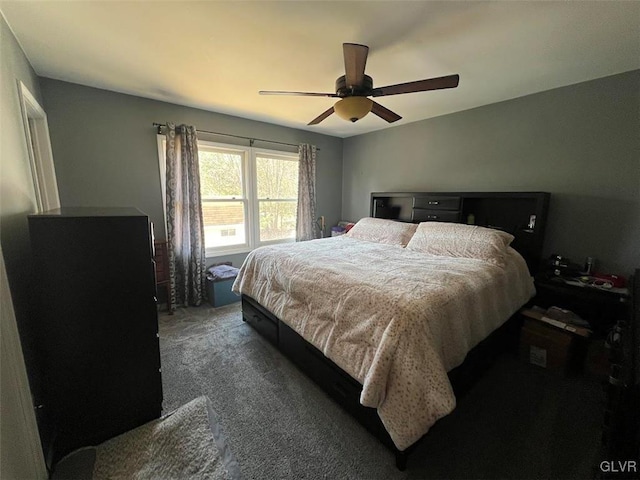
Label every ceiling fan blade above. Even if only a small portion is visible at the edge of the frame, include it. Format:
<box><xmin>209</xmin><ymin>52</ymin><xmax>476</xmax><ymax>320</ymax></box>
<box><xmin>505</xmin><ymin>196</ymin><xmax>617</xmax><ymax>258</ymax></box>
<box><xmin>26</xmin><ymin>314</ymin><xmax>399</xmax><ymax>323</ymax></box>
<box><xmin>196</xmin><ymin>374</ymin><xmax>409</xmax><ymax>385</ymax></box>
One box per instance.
<box><xmin>308</xmin><ymin>107</ymin><xmax>335</xmax><ymax>125</ymax></box>
<box><xmin>259</xmin><ymin>90</ymin><xmax>339</xmax><ymax>97</ymax></box>
<box><xmin>371</xmin><ymin>74</ymin><xmax>460</xmax><ymax>97</ymax></box>
<box><xmin>343</xmin><ymin>43</ymin><xmax>369</xmax><ymax>88</ymax></box>
<box><xmin>370</xmin><ymin>101</ymin><xmax>402</xmax><ymax>123</ymax></box>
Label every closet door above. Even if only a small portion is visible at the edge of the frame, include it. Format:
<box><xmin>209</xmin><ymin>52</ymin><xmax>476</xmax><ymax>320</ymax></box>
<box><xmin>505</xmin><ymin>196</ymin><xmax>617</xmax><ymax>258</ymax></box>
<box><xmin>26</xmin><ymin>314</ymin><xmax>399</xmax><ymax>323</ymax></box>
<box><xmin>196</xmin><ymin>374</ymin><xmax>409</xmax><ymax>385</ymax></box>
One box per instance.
<box><xmin>29</xmin><ymin>207</ymin><xmax>162</xmax><ymax>462</ymax></box>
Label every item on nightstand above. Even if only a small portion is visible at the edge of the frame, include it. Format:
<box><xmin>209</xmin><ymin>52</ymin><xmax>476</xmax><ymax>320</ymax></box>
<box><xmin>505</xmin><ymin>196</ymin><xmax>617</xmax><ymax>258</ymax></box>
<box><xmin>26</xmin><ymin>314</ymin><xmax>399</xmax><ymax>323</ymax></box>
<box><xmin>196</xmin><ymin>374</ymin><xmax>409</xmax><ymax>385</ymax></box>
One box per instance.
<box><xmin>569</xmin><ymin>273</ymin><xmax>627</xmax><ymax>292</ymax></box>
<box><xmin>584</xmin><ymin>256</ymin><xmax>595</xmax><ymax>275</ymax></box>
<box><xmin>591</xmin><ymin>272</ymin><xmax>626</xmax><ymax>289</ymax></box>
<box><xmin>331</xmin><ymin>226</ymin><xmax>346</xmax><ymax>236</ymax></box>
<box><xmin>338</xmin><ymin>221</ymin><xmax>356</xmax><ymax>232</ymax></box>
<box><xmin>547</xmin><ymin>254</ymin><xmax>582</xmax><ymax>278</ymax></box>
<box><xmin>206</xmin><ymin>263</ymin><xmax>240</xmax><ymax>307</ymax></box>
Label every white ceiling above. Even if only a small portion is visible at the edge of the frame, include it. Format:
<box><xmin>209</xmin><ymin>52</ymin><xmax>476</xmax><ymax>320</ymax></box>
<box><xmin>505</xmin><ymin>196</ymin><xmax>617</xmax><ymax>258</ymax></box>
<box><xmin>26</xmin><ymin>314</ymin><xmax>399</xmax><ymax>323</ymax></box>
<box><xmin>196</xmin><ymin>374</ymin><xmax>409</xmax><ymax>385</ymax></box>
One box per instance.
<box><xmin>2</xmin><ymin>1</ymin><xmax>639</xmax><ymax>138</ymax></box>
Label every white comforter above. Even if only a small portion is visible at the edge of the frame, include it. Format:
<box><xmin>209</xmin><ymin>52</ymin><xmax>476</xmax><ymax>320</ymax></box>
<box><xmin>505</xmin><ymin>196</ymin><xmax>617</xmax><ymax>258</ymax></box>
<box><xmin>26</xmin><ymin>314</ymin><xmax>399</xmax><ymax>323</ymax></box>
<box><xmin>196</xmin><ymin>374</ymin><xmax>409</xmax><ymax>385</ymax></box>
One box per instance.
<box><xmin>232</xmin><ymin>236</ymin><xmax>534</xmax><ymax>450</ymax></box>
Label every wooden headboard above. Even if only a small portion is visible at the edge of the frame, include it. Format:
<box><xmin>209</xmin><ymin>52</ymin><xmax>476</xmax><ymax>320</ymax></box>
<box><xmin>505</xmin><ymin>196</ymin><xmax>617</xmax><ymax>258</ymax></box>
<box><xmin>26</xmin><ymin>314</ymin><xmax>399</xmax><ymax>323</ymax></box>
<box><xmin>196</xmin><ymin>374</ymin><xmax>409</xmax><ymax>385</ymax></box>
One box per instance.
<box><xmin>370</xmin><ymin>191</ymin><xmax>550</xmax><ymax>273</ymax></box>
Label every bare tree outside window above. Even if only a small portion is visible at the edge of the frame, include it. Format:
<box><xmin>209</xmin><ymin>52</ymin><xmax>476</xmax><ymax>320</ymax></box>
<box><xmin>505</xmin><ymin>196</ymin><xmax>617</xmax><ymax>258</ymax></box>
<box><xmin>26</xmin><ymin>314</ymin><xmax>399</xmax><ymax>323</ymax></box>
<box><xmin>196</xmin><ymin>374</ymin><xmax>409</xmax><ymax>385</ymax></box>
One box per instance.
<box><xmin>197</xmin><ymin>145</ymin><xmax>298</xmax><ymax>252</ymax></box>
<box><xmin>199</xmin><ymin>149</ymin><xmax>246</xmax><ymax>249</ymax></box>
<box><xmin>256</xmin><ymin>155</ymin><xmax>298</xmax><ymax>242</ymax></box>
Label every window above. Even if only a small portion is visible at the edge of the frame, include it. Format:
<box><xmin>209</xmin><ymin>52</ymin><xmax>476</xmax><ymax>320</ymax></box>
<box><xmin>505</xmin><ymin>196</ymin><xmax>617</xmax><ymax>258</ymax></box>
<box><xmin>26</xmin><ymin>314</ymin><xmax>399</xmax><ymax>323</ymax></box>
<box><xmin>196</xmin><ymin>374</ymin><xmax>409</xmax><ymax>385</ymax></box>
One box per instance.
<box><xmin>199</xmin><ymin>144</ymin><xmax>248</xmax><ymax>251</ymax></box>
<box><xmin>255</xmin><ymin>152</ymin><xmax>298</xmax><ymax>243</ymax></box>
<box><xmin>158</xmin><ymin>138</ymin><xmax>298</xmax><ymax>256</ymax></box>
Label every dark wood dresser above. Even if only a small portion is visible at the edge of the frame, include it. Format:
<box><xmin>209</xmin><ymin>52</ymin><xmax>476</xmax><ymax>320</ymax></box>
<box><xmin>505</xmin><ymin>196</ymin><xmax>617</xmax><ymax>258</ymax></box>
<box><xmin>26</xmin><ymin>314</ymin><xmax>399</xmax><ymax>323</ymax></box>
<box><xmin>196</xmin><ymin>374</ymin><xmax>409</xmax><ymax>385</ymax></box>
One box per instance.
<box><xmin>28</xmin><ymin>207</ymin><xmax>163</xmax><ymax>466</ymax></box>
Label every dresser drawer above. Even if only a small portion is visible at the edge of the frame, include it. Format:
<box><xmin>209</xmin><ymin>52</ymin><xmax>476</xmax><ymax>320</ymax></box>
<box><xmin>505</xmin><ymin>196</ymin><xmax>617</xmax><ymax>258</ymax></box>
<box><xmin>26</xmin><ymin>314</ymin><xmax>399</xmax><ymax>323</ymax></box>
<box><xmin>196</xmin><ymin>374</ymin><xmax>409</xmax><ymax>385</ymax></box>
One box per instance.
<box><xmin>413</xmin><ymin>196</ymin><xmax>461</xmax><ymax>210</ymax></box>
<box><xmin>412</xmin><ymin>209</ymin><xmax>461</xmax><ymax>223</ymax></box>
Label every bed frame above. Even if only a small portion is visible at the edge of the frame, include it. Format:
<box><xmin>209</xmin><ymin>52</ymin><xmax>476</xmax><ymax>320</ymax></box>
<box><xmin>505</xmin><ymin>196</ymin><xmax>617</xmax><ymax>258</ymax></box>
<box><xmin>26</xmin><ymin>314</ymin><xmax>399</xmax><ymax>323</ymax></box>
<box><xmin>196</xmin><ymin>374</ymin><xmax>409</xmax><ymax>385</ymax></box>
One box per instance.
<box><xmin>370</xmin><ymin>191</ymin><xmax>550</xmax><ymax>273</ymax></box>
<box><xmin>241</xmin><ymin>191</ymin><xmax>550</xmax><ymax>470</ymax></box>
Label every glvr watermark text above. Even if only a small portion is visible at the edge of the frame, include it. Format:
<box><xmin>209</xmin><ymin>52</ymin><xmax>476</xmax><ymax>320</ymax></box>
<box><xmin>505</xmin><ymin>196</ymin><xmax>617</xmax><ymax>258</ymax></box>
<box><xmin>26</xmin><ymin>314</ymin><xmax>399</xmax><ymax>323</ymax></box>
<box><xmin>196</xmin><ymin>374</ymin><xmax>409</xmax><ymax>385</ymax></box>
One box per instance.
<box><xmin>600</xmin><ymin>460</ymin><xmax>637</xmax><ymax>474</ymax></box>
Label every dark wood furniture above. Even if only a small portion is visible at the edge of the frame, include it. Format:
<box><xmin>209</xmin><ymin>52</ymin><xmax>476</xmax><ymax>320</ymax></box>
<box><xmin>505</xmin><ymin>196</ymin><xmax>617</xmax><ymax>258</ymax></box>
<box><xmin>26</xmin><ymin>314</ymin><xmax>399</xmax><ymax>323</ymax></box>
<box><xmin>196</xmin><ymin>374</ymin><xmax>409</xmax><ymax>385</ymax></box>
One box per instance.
<box><xmin>241</xmin><ymin>191</ymin><xmax>550</xmax><ymax>470</ymax></box>
<box><xmin>533</xmin><ymin>273</ymin><xmax>629</xmax><ymax>336</ymax></box>
<box><xmin>525</xmin><ymin>274</ymin><xmax>629</xmax><ymax>382</ymax></box>
<box><xmin>243</xmin><ymin>293</ymin><xmax>521</xmax><ymax>469</ymax></box>
<box><xmin>371</xmin><ymin>191</ymin><xmax>550</xmax><ymax>273</ymax></box>
<box><xmin>28</xmin><ymin>207</ymin><xmax>163</xmax><ymax>467</ymax></box>
<box><xmin>153</xmin><ymin>240</ymin><xmax>172</xmax><ymax>313</ymax></box>
<box><xmin>598</xmin><ymin>270</ymin><xmax>639</xmax><ymax>478</ymax></box>
<box><xmin>529</xmin><ymin>271</ymin><xmax>638</xmax><ymax>476</ymax></box>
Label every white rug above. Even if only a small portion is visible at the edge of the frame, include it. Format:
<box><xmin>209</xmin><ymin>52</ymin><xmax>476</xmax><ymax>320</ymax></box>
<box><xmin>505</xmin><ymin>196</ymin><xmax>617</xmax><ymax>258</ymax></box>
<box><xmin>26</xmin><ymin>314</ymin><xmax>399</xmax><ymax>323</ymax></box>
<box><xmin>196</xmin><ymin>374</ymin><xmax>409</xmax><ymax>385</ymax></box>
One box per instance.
<box><xmin>54</xmin><ymin>396</ymin><xmax>241</xmax><ymax>479</ymax></box>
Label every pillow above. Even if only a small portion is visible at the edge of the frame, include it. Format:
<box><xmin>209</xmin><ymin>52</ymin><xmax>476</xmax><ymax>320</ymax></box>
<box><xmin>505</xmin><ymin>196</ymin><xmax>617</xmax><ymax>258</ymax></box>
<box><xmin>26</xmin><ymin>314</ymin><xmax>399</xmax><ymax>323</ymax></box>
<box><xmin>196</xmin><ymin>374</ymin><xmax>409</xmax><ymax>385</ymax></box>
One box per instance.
<box><xmin>345</xmin><ymin>217</ymin><xmax>417</xmax><ymax>247</ymax></box>
<box><xmin>405</xmin><ymin>222</ymin><xmax>514</xmax><ymax>264</ymax></box>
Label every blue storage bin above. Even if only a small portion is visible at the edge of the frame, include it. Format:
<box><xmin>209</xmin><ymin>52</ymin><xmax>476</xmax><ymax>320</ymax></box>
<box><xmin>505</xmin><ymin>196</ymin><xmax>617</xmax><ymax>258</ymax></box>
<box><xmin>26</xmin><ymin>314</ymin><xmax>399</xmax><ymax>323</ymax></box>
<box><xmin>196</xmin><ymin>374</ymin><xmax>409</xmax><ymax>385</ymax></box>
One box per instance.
<box><xmin>206</xmin><ymin>264</ymin><xmax>240</xmax><ymax>307</ymax></box>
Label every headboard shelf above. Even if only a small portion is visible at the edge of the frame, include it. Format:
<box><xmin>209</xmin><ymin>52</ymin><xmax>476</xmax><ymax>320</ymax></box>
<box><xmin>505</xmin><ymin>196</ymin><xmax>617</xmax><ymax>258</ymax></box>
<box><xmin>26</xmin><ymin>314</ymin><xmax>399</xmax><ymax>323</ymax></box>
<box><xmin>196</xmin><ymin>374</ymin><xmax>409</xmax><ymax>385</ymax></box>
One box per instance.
<box><xmin>371</xmin><ymin>191</ymin><xmax>550</xmax><ymax>273</ymax></box>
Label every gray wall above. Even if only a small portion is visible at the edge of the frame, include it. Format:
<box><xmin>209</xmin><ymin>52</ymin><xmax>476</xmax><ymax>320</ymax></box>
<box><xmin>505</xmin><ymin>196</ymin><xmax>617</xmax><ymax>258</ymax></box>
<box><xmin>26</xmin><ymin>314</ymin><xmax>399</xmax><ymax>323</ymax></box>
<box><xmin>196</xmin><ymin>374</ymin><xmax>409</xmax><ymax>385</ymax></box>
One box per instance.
<box><xmin>39</xmin><ymin>79</ymin><xmax>344</xmax><ymax>266</ymax></box>
<box><xmin>0</xmin><ymin>15</ymin><xmax>47</xmax><ymax>478</ymax></box>
<box><xmin>343</xmin><ymin>71</ymin><xmax>640</xmax><ymax>276</ymax></box>
<box><xmin>0</xmin><ymin>17</ymin><xmax>42</xmax><ymax>331</ymax></box>
<box><xmin>35</xmin><ymin>72</ymin><xmax>640</xmax><ymax>275</ymax></box>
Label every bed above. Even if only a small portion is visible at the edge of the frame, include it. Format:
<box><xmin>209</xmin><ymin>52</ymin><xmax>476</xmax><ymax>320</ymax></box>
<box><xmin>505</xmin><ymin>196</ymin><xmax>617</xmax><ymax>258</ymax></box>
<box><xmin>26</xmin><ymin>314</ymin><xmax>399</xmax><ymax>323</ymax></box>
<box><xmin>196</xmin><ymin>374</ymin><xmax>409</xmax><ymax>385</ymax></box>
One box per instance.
<box><xmin>233</xmin><ymin>191</ymin><xmax>550</xmax><ymax>469</ymax></box>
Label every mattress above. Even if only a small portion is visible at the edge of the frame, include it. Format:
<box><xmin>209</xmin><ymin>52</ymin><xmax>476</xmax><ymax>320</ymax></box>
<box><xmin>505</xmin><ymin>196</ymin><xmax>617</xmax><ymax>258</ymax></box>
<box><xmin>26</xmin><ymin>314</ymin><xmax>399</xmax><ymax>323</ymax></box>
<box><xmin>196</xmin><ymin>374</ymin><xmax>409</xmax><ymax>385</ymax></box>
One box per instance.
<box><xmin>233</xmin><ymin>236</ymin><xmax>534</xmax><ymax>450</ymax></box>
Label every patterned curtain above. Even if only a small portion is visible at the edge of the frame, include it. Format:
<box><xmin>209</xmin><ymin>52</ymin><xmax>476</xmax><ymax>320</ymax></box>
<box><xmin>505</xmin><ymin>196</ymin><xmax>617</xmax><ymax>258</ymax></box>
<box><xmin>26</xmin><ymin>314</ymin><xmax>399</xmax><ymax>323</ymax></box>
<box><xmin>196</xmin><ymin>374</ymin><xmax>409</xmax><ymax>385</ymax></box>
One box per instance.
<box><xmin>165</xmin><ymin>122</ymin><xmax>206</xmax><ymax>309</ymax></box>
<box><xmin>296</xmin><ymin>144</ymin><xmax>317</xmax><ymax>241</ymax></box>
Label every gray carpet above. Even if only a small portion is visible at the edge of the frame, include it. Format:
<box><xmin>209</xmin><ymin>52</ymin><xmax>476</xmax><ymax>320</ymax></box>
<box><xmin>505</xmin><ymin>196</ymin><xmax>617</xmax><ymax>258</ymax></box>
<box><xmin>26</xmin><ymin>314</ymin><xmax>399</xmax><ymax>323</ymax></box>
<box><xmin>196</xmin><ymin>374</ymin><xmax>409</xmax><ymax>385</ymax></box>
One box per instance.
<box><xmin>159</xmin><ymin>303</ymin><xmax>603</xmax><ymax>479</ymax></box>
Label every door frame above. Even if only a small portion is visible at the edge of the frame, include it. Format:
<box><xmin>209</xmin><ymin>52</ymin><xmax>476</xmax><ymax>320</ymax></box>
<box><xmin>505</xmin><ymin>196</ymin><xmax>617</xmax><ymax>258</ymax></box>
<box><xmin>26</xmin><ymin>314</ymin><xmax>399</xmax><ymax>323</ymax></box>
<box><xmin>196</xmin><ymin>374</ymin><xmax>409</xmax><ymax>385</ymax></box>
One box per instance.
<box><xmin>18</xmin><ymin>81</ymin><xmax>60</xmax><ymax>211</ymax></box>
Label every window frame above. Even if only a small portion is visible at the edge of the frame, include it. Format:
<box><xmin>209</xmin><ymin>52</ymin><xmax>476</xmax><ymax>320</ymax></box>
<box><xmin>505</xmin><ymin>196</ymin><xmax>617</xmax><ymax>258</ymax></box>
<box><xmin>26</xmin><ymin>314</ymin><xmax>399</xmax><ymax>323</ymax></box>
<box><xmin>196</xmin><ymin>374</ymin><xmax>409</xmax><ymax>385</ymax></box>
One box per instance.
<box><xmin>157</xmin><ymin>136</ymin><xmax>299</xmax><ymax>257</ymax></box>
<box><xmin>252</xmin><ymin>148</ymin><xmax>300</xmax><ymax>249</ymax></box>
<box><xmin>198</xmin><ymin>141</ymin><xmax>252</xmax><ymax>255</ymax></box>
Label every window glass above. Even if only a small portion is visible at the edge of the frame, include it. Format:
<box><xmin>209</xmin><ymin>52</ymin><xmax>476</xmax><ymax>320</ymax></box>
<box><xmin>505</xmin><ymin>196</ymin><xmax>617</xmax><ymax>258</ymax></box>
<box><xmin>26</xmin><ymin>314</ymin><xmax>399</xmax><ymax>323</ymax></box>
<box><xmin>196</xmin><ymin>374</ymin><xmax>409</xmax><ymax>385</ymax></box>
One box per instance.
<box><xmin>256</xmin><ymin>154</ymin><xmax>298</xmax><ymax>242</ymax></box>
<box><xmin>201</xmin><ymin>200</ymin><xmax>246</xmax><ymax>249</ymax></box>
<box><xmin>199</xmin><ymin>146</ymin><xmax>247</xmax><ymax>251</ymax></box>
<box><xmin>199</xmin><ymin>150</ymin><xmax>243</xmax><ymax>199</ymax></box>
<box><xmin>256</xmin><ymin>155</ymin><xmax>299</xmax><ymax>199</ymax></box>
<box><xmin>160</xmin><ymin>138</ymin><xmax>299</xmax><ymax>255</ymax></box>
<box><xmin>258</xmin><ymin>200</ymin><xmax>297</xmax><ymax>242</ymax></box>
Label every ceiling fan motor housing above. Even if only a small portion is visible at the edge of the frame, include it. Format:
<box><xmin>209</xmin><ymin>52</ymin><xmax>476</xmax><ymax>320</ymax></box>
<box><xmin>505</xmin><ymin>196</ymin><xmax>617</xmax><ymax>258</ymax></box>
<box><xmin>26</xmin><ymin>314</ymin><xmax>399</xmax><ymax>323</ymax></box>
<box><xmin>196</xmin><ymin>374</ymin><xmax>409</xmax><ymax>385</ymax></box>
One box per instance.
<box><xmin>336</xmin><ymin>75</ymin><xmax>373</xmax><ymax>97</ymax></box>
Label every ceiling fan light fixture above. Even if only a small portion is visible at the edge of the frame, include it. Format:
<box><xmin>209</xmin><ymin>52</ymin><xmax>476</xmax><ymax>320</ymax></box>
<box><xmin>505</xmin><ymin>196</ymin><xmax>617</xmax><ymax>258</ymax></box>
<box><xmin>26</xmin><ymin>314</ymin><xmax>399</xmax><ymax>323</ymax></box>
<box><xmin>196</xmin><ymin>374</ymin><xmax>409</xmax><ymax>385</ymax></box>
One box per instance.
<box><xmin>262</xmin><ymin>43</ymin><xmax>459</xmax><ymax>126</ymax></box>
<box><xmin>334</xmin><ymin>96</ymin><xmax>373</xmax><ymax>122</ymax></box>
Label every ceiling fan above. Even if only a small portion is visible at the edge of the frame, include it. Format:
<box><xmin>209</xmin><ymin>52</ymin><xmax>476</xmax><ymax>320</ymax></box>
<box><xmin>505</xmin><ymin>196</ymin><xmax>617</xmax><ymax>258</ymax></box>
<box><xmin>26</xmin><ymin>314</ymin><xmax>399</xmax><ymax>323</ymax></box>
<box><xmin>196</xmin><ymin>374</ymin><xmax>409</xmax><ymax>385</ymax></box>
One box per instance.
<box><xmin>259</xmin><ymin>43</ymin><xmax>460</xmax><ymax>126</ymax></box>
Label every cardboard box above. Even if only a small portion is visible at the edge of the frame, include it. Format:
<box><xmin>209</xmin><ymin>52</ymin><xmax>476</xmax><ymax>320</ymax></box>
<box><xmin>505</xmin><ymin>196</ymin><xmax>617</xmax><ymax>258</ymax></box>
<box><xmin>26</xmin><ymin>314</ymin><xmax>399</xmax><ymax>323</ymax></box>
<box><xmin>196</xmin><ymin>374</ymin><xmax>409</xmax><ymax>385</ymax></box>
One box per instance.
<box><xmin>519</xmin><ymin>316</ymin><xmax>582</xmax><ymax>375</ymax></box>
<box><xmin>520</xmin><ymin>308</ymin><xmax>591</xmax><ymax>337</ymax></box>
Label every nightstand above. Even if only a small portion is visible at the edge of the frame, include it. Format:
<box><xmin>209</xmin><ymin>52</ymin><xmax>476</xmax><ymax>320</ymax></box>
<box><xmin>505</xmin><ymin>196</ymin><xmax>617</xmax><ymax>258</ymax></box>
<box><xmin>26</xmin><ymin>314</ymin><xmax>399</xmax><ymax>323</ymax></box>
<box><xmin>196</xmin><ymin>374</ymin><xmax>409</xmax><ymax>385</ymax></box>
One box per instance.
<box><xmin>533</xmin><ymin>273</ymin><xmax>630</xmax><ymax>337</ymax></box>
<box><xmin>526</xmin><ymin>274</ymin><xmax>630</xmax><ymax>379</ymax></box>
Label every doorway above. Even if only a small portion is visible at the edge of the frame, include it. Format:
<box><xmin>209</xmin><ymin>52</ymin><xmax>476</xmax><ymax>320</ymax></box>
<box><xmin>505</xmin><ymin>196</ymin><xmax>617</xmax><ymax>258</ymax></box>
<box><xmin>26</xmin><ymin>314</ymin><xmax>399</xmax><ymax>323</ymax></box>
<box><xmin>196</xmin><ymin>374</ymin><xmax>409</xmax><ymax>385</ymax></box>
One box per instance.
<box><xmin>18</xmin><ymin>81</ymin><xmax>59</xmax><ymax>211</ymax></box>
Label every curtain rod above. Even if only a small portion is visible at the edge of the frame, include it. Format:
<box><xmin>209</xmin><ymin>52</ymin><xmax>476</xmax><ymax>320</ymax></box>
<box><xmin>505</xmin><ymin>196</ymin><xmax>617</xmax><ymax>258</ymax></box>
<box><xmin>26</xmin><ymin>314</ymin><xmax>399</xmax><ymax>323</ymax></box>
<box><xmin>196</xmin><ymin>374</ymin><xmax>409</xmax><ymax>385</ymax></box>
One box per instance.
<box><xmin>153</xmin><ymin>122</ymin><xmax>318</xmax><ymax>150</ymax></box>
